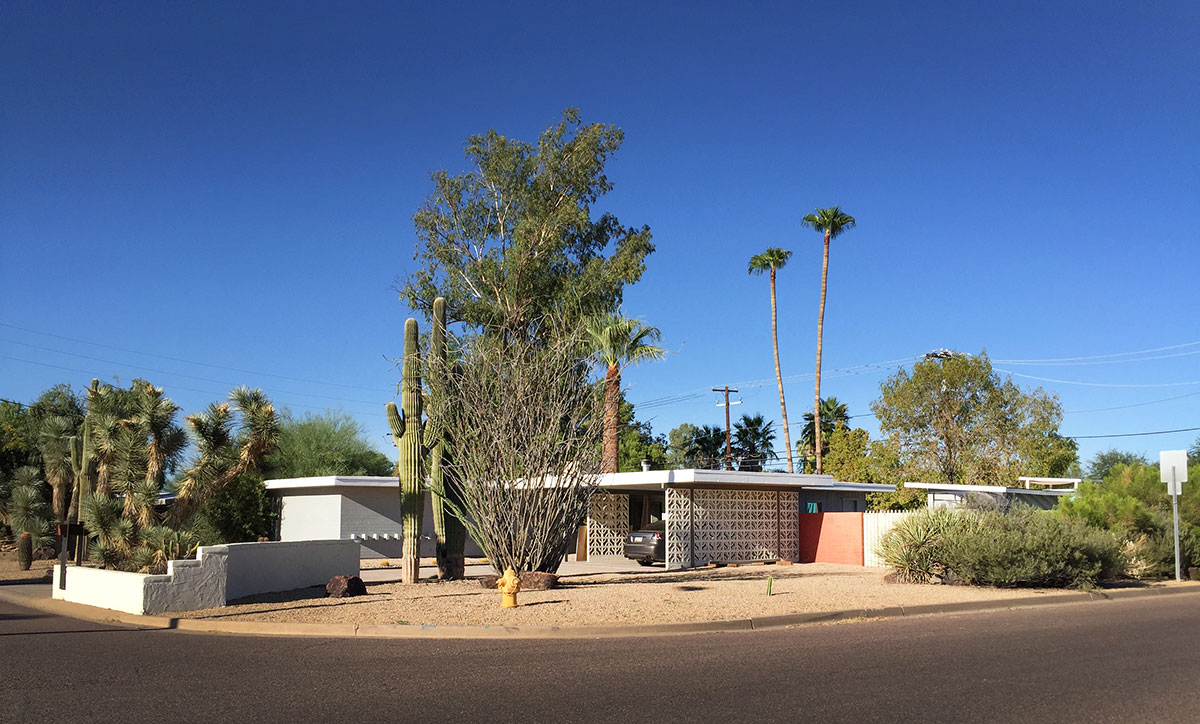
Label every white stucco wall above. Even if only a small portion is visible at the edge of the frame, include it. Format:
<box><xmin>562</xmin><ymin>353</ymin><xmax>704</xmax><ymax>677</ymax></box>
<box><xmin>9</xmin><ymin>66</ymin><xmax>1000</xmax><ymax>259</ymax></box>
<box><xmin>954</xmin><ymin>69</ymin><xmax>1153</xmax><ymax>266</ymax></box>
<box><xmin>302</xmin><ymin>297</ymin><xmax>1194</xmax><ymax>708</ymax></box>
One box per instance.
<box><xmin>52</xmin><ymin>565</ymin><xmax>162</xmax><ymax>614</ymax></box>
<box><xmin>52</xmin><ymin>539</ymin><xmax>360</xmax><ymax>614</ymax></box>
<box><xmin>278</xmin><ymin>492</ymin><xmax>342</xmax><ymax>542</ymax></box>
<box><xmin>220</xmin><ymin>539</ymin><xmax>359</xmax><ymax>600</ymax></box>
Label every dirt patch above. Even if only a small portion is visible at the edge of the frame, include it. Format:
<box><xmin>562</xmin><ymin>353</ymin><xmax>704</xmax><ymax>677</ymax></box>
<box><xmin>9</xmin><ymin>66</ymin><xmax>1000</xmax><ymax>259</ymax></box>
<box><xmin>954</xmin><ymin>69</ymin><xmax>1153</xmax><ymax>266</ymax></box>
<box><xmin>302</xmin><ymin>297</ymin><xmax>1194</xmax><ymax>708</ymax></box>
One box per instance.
<box><xmin>0</xmin><ymin>550</ymin><xmax>55</xmax><ymax>585</ymax></box>
<box><xmin>174</xmin><ymin>563</ymin><xmax>1121</xmax><ymax>627</ymax></box>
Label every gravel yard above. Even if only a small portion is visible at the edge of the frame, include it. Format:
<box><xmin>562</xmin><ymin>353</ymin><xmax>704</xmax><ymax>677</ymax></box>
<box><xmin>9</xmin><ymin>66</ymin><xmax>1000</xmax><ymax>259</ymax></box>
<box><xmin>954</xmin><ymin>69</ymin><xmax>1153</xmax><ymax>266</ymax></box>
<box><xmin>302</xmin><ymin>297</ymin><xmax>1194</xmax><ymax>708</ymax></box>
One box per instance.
<box><xmin>175</xmin><ymin>561</ymin><xmax>1105</xmax><ymax>627</ymax></box>
<box><xmin>0</xmin><ymin>550</ymin><xmax>55</xmax><ymax>584</ymax></box>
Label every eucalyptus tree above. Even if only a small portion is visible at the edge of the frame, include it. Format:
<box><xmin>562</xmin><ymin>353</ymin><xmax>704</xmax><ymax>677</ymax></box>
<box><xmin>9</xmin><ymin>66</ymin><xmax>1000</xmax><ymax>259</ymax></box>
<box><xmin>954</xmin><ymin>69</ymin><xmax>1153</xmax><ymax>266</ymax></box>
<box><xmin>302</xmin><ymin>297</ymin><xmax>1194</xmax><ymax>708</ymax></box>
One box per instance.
<box><xmin>801</xmin><ymin>206</ymin><xmax>856</xmax><ymax>474</ymax></box>
<box><xmin>748</xmin><ymin>247</ymin><xmax>796</xmax><ymax>473</ymax></box>
<box><xmin>585</xmin><ymin>313</ymin><xmax>666</xmax><ymax>473</ymax></box>
<box><xmin>398</xmin><ymin>109</ymin><xmax>654</xmax><ymax>340</ymax></box>
<box><xmin>733</xmin><ymin>414</ymin><xmax>777</xmax><ymax>472</ymax></box>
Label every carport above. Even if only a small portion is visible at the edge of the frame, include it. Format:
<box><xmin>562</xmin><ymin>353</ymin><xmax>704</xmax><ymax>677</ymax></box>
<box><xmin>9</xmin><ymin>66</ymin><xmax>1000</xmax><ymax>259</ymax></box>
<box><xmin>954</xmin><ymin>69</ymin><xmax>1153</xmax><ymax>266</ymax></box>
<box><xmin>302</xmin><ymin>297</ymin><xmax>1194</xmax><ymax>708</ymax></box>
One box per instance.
<box><xmin>583</xmin><ymin>470</ymin><xmax>894</xmax><ymax>569</ymax></box>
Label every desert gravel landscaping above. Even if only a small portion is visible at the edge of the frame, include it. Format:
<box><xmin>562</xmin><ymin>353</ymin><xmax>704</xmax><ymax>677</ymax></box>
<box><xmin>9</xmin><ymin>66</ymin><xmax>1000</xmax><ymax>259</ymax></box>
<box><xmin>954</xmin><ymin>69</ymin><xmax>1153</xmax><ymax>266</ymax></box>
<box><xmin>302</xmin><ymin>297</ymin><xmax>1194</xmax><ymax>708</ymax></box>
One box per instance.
<box><xmin>172</xmin><ymin>562</ymin><xmax>1152</xmax><ymax>627</ymax></box>
<box><xmin>0</xmin><ymin>550</ymin><xmax>54</xmax><ymax>584</ymax></box>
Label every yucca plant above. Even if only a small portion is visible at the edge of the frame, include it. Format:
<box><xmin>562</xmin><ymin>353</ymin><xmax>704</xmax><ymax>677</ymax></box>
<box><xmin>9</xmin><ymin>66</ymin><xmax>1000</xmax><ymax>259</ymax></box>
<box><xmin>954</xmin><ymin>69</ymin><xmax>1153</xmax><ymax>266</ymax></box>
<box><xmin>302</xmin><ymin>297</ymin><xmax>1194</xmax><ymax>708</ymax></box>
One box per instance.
<box><xmin>2</xmin><ymin>467</ymin><xmax>54</xmax><ymax>570</ymax></box>
<box><xmin>78</xmin><ymin>384</ymin><xmax>278</xmax><ymax>572</ymax></box>
<box><xmin>877</xmin><ymin>507</ymin><xmax>973</xmax><ymax>583</ymax></box>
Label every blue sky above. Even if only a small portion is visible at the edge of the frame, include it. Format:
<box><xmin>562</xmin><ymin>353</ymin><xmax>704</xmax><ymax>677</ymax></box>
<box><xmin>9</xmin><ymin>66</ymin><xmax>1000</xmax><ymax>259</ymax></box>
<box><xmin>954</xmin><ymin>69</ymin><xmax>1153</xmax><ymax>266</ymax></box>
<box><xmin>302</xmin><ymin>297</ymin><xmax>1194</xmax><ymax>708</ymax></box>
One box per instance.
<box><xmin>2</xmin><ymin>2</ymin><xmax>1198</xmax><ymax>468</ymax></box>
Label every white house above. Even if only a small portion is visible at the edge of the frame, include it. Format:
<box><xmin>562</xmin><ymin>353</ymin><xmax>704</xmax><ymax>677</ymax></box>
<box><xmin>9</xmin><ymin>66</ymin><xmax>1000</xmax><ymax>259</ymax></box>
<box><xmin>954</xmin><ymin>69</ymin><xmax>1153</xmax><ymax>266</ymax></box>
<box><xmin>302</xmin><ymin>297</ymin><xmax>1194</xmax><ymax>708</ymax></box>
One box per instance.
<box><xmin>266</xmin><ymin>470</ymin><xmax>893</xmax><ymax>567</ymax></box>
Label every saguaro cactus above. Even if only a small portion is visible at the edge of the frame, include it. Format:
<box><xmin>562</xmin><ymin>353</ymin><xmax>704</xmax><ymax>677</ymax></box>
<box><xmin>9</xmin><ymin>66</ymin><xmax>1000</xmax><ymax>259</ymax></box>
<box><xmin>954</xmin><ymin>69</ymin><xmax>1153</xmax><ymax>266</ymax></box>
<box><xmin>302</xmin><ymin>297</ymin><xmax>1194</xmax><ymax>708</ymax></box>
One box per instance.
<box><xmin>429</xmin><ymin>296</ymin><xmax>467</xmax><ymax>579</ymax></box>
<box><xmin>387</xmin><ymin>318</ymin><xmax>425</xmax><ymax>584</ymax></box>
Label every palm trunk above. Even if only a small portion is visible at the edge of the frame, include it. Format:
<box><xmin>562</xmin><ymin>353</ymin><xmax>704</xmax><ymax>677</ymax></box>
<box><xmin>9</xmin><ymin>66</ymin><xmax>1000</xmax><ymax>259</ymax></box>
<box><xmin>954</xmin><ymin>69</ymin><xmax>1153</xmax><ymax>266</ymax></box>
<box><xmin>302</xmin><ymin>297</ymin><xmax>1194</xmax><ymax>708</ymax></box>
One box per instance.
<box><xmin>814</xmin><ymin>231</ymin><xmax>830</xmax><ymax>474</ymax></box>
<box><xmin>770</xmin><ymin>268</ymin><xmax>794</xmax><ymax>473</ymax></box>
<box><xmin>603</xmin><ymin>365</ymin><xmax>620</xmax><ymax>473</ymax></box>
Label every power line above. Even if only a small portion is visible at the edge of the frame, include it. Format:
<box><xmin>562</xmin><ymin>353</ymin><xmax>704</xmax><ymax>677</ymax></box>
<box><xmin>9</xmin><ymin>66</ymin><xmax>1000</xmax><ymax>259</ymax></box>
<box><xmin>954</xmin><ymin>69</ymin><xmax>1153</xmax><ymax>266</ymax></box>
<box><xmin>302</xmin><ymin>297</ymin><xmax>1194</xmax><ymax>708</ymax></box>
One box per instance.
<box><xmin>994</xmin><ymin>340</ymin><xmax>1200</xmax><ymax>364</ymax></box>
<box><xmin>1065</xmin><ymin>390</ymin><xmax>1200</xmax><ymax>414</ymax></box>
<box><xmin>996</xmin><ymin>368</ymin><xmax>1200</xmax><ymax>388</ymax></box>
<box><xmin>0</xmin><ymin>320</ymin><xmax>384</xmax><ymax>393</ymax></box>
<box><xmin>994</xmin><ymin>349</ymin><xmax>1200</xmax><ymax>367</ymax></box>
<box><xmin>0</xmin><ymin>355</ymin><xmax>381</xmax><ymax>416</ymax></box>
<box><xmin>1067</xmin><ymin>426</ymin><xmax>1200</xmax><ymax>440</ymax></box>
<box><xmin>0</xmin><ymin>338</ymin><xmax>387</xmax><ymax>406</ymax></box>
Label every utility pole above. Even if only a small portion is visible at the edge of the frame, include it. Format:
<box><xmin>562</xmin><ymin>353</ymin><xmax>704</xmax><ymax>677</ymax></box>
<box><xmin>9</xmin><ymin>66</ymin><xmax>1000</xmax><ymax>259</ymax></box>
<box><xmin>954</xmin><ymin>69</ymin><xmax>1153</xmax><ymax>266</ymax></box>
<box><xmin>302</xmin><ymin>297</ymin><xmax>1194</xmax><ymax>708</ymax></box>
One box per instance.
<box><xmin>713</xmin><ymin>386</ymin><xmax>741</xmax><ymax>469</ymax></box>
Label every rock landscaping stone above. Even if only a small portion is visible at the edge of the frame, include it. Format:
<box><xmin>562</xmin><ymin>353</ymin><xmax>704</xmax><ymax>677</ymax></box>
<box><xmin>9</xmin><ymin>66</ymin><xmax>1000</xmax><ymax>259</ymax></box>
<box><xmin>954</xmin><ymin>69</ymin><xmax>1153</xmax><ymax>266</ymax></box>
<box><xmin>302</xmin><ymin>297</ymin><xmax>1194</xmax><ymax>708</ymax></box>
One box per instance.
<box><xmin>326</xmin><ymin>575</ymin><xmax>367</xmax><ymax>598</ymax></box>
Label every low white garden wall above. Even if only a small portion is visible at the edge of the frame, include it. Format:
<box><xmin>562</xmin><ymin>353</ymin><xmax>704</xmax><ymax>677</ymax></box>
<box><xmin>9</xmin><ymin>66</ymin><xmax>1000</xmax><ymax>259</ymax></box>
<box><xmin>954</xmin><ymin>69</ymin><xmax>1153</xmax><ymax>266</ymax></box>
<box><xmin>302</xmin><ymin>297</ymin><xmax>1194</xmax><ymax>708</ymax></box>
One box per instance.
<box><xmin>52</xmin><ymin>539</ymin><xmax>359</xmax><ymax>615</ymax></box>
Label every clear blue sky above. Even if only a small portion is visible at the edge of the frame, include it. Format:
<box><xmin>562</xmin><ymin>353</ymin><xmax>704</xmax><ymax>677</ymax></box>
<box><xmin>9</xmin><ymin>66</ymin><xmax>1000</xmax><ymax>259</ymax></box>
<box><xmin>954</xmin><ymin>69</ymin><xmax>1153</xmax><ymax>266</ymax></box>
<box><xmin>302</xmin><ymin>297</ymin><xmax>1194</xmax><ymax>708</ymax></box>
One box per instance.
<box><xmin>2</xmin><ymin>2</ymin><xmax>1198</xmax><ymax>468</ymax></box>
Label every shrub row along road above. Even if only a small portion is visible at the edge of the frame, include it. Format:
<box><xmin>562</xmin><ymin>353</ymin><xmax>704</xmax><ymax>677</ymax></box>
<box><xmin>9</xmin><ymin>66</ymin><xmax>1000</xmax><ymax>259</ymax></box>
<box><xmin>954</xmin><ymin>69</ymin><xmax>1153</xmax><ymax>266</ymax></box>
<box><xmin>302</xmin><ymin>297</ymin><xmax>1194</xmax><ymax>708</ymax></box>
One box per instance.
<box><xmin>2</xmin><ymin>594</ymin><xmax>1197</xmax><ymax>723</ymax></box>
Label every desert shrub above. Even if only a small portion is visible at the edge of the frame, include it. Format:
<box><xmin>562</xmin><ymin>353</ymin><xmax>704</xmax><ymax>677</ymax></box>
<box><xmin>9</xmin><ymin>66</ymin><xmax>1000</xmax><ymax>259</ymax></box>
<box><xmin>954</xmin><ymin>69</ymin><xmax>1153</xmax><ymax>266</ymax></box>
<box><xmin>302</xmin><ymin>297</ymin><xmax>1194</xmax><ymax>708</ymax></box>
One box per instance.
<box><xmin>877</xmin><ymin>508</ymin><xmax>977</xmax><ymax>583</ymax></box>
<box><xmin>880</xmin><ymin>506</ymin><xmax>1124</xmax><ymax>589</ymax></box>
<box><xmin>1057</xmin><ymin>480</ymin><xmax>1199</xmax><ymax>578</ymax></box>
<box><xmin>945</xmin><ymin>507</ymin><xmax>1124</xmax><ymax>588</ymax></box>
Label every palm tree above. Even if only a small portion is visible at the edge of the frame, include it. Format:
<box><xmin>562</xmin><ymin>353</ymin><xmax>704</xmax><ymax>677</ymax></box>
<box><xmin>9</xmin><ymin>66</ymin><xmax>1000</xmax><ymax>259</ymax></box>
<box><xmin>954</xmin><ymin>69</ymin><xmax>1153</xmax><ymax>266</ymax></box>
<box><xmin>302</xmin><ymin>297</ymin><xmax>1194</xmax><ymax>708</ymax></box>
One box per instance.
<box><xmin>801</xmin><ymin>206</ymin><xmax>856</xmax><ymax>474</ymax></box>
<box><xmin>748</xmin><ymin>247</ymin><xmax>796</xmax><ymax>473</ymax></box>
<box><xmin>687</xmin><ymin>425</ymin><xmax>727</xmax><ymax>469</ymax></box>
<box><xmin>798</xmin><ymin>397</ymin><xmax>850</xmax><ymax>472</ymax></box>
<box><xmin>733</xmin><ymin>414</ymin><xmax>776</xmax><ymax>472</ymax></box>
<box><xmin>585</xmin><ymin>313</ymin><xmax>666</xmax><ymax>474</ymax></box>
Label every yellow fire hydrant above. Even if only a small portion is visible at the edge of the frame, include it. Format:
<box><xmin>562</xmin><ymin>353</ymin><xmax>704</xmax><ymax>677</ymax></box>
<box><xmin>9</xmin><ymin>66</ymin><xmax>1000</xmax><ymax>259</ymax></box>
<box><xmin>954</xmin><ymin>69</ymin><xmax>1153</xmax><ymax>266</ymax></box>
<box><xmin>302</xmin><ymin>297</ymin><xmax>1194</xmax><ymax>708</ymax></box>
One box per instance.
<box><xmin>497</xmin><ymin>567</ymin><xmax>521</xmax><ymax>608</ymax></box>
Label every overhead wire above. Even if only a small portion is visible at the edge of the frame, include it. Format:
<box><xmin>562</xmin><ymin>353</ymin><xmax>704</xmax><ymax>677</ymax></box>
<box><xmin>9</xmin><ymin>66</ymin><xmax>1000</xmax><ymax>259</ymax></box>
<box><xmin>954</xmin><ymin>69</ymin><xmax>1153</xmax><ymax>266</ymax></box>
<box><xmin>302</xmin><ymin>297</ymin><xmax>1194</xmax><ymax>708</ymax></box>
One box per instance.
<box><xmin>1</xmin><ymin>355</ymin><xmax>381</xmax><ymax>417</ymax></box>
<box><xmin>0</xmin><ymin>337</ymin><xmax>387</xmax><ymax>406</ymax></box>
<box><xmin>0</xmin><ymin>320</ymin><xmax>384</xmax><ymax>393</ymax></box>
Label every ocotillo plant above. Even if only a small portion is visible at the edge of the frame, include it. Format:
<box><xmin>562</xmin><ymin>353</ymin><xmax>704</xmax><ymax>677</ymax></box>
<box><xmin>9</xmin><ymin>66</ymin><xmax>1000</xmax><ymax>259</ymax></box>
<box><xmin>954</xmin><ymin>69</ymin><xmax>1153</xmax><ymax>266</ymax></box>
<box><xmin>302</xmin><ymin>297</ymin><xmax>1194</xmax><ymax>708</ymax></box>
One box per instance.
<box><xmin>428</xmin><ymin>296</ymin><xmax>467</xmax><ymax>579</ymax></box>
<box><xmin>387</xmin><ymin>318</ymin><xmax>425</xmax><ymax>584</ymax></box>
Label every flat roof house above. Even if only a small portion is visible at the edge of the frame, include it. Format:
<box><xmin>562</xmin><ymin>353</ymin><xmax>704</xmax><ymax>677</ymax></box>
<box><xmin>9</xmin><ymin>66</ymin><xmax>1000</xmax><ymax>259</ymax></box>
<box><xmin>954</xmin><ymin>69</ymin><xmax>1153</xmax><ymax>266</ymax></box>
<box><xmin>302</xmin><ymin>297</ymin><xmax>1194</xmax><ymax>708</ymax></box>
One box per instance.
<box><xmin>266</xmin><ymin>470</ymin><xmax>893</xmax><ymax>568</ymax></box>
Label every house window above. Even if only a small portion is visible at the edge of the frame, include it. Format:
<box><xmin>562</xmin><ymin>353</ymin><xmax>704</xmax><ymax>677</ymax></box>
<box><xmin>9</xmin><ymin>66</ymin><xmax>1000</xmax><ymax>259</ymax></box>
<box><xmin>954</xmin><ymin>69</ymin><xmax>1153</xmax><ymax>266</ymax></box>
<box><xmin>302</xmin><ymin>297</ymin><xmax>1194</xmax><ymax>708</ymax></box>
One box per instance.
<box><xmin>842</xmin><ymin>498</ymin><xmax>861</xmax><ymax>512</ymax></box>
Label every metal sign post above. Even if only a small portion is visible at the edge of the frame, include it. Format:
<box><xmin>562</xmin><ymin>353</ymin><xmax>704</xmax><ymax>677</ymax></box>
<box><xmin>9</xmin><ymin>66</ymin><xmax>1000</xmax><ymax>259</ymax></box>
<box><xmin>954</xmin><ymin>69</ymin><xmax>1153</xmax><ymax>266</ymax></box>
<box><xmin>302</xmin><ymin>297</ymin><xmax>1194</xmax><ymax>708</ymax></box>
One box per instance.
<box><xmin>1160</xmin><ymin>450</ymin><xmax>1188</xmax><ymax>582</ymax></box>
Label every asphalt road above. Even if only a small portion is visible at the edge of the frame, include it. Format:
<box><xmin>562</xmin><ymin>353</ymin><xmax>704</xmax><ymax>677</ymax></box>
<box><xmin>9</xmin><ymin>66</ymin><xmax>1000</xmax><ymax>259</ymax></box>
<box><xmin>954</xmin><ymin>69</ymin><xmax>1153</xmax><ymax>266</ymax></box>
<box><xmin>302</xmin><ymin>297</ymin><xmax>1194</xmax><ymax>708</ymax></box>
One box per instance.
<box><xmin>1</xmin><ymin>594</ymin><xmax>1197</xmax><ymax>724</ymax></box>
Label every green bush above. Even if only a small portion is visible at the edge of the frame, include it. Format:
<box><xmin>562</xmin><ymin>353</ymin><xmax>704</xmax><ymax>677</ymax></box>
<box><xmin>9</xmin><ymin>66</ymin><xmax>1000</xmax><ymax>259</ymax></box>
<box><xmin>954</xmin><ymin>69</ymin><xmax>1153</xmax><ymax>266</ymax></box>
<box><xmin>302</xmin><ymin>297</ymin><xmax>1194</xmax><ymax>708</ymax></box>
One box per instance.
<box><xmin>879</xmin><ymin>506</ymin><xmax>1124</xmax><ymax>589</ymax></box>
<box><xmin>946</xmin><ymin>507</ymin><xmax>1124</xmax><ymax>588</ymax></box>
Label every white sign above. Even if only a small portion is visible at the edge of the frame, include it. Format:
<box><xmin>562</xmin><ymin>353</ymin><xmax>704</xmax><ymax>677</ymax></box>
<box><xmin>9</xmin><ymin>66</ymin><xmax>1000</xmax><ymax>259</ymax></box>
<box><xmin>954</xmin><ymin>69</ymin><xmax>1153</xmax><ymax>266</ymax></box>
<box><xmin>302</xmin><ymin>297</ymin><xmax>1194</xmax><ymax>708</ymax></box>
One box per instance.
<box><xmin>1160</xmin><ymin>450</ymin><xmax>1188</xmax><ymax>495</ymax></box>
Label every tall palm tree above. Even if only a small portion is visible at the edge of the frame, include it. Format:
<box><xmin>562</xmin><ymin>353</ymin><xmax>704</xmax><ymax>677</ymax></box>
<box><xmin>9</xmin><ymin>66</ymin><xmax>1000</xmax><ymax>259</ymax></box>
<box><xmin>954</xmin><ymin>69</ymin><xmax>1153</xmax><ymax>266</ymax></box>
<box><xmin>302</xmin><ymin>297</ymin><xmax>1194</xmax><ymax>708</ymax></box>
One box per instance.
<box><xmin>585</xmin><ymin>313</ymin><xmax>666</xmax><ymax>473</ymax></box>
<box><xmin>799</xmin><ymin>397</ymin><xmax>850</xmax><ymax>472</ymax></box>
<box><xmin>748</xmin><ymin>247</ymin><xmax>796</xmax><ymax>473</ymax></box>
<box><xmin>733</xmin><ymin>414</ymin><xmax>776</xmax><ymax>472</ymax></box>
<box><xmin>801</xmin><ymin>206</ymin><xmax>856</xmax><ymax>474</ymax></box>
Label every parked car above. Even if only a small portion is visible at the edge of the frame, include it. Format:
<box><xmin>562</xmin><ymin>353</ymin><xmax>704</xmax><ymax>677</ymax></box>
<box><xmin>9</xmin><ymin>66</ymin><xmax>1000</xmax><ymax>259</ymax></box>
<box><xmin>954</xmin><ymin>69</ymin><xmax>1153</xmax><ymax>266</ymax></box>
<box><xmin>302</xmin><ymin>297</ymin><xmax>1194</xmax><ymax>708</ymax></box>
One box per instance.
<box><xmin>624</xmin><ymin>520</ymin><xmax>666</xmax><ymax>565</ymax></box>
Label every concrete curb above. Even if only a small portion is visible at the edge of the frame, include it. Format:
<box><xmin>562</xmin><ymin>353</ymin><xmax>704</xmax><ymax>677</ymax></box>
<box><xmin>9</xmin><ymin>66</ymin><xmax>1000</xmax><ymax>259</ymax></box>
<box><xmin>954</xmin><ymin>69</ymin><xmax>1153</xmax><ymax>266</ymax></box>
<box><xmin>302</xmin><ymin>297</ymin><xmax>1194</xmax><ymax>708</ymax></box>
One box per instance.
<box><xmin>3</xmin><ymin>582</ymin><xmax>1197</xmax><ymax>640</ymax></box>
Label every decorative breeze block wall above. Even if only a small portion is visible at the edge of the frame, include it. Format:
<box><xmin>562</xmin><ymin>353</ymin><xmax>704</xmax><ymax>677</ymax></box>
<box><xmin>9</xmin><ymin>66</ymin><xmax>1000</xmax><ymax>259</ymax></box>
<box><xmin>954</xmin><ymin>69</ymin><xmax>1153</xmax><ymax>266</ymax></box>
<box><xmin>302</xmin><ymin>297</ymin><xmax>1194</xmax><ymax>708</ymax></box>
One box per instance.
<box><xmin>587</xmin><ymin>492</ymin><xmax>630</xmax><ymax>557</ymax></box>
<box><xmin>666</xmin><ymin>489</ymin><xmax>799</xmax><ymax>568</ymax></box>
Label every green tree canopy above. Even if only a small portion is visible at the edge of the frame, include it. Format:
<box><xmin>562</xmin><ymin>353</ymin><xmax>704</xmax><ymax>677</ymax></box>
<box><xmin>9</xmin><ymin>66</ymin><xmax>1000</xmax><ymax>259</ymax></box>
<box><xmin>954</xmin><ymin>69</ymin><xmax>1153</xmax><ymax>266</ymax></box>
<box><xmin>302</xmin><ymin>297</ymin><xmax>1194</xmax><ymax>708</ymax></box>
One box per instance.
<box><xmin>610</xmin><ymin>400</ymin><xmax>667</xmax><ymax>473</ymax></box>
<box><xmin>871</xmin><ymin>351</ymin><xmax>1078</xmax><ymax>485</ymax></box>
<box><xmin>399</xmin><ymin>109</ymin><xmax>654</xmax><ymax>338</ymax></box>
<box><xmin>267</xmin><ymin>410</ymin><xmax>393</xmax><ymax>479</ymax></box>
<box><xmin>1085</xmin><ymin>448</ymin><xmax>1149</xmax><ymax>482</ymax></box>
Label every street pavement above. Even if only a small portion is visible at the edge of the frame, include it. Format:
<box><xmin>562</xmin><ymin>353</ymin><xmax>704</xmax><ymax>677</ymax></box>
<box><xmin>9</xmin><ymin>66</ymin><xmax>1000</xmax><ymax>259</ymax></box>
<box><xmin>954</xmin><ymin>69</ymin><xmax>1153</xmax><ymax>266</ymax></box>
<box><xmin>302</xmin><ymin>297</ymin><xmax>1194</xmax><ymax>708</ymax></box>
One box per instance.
<box><xmin>1</xmin><ymin>594</ymin><xmax>1197</xmax><ymax>723</ymax></box>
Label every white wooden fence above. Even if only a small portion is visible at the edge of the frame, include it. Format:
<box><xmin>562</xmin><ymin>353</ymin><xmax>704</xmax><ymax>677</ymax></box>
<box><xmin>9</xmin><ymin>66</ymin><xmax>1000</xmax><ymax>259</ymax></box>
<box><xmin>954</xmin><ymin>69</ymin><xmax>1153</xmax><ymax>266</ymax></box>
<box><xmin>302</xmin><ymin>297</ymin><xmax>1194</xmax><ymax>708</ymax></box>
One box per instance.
<box><xmin>863</xmin><ymin>511</ymin><xmax>912</xmax><ymax>567</ymax></box>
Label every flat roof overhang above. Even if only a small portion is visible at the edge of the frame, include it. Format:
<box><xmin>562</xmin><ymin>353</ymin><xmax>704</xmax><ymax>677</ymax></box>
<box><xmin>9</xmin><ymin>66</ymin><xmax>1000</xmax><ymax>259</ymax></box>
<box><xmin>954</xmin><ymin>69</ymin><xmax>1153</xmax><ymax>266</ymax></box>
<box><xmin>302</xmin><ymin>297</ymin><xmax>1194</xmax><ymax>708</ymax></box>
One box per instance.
<box><xmin>904</xmin><ymin>482</ymin><xmax>1075</xmax><ymax>497</ymax></box>
<box><xmin>264</xmin><ymin>471</ymin><xmax>896</xmax><ymax>495</ymax></box>
<box><xmin>598</xmin><ymin>470</ymin><xmax>894</xmax><ymax>494</ymax></box>
<box><xmin>265</xmin><ymin>476</ymin><xmax>398</xmax><ymax>491</ymax></box>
